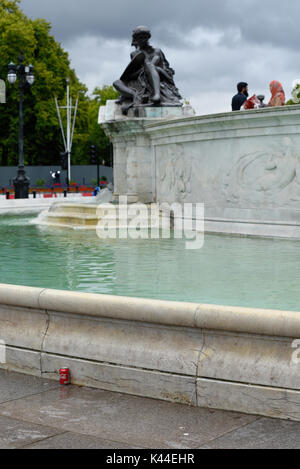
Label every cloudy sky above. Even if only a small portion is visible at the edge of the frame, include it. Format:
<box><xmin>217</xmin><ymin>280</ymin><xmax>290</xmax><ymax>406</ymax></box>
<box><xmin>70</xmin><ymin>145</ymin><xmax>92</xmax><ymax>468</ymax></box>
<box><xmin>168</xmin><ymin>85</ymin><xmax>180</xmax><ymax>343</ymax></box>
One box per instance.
<box><xmin>20</xmin><ymin>0</ymin><xmax>300</xmax><ymax>114</ymax></box>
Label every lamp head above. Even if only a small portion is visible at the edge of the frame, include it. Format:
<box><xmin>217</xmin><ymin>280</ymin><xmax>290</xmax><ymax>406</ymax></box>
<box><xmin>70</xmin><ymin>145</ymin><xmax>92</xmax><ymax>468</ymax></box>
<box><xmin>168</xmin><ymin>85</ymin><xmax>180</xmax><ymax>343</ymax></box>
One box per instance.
<box><xmin>7</xmin><ymin>62</ymin><xmax>17</xmax><ymax>85</ymax></box>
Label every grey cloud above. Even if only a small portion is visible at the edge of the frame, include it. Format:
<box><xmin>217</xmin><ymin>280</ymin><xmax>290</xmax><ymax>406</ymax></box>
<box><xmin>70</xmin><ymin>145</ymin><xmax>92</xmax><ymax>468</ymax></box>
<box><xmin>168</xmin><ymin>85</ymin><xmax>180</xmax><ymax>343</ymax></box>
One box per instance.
<box><xmin>19</xmin><ymin>0</ymin><xmax>300</xmax><ymax>114</ymax></box>
<box><xmin>20</xmin><ymin>0</ymin><xmax>300</xmax><ymax>51</ymax></box>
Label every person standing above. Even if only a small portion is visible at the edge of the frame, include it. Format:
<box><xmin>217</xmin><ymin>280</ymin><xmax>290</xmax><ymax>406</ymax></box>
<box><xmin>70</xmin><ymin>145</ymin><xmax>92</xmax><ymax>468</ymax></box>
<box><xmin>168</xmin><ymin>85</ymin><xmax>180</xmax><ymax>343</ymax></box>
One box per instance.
<box><xmin>232</xmin><ymin>82</ymin><xmax>249</xmax><ymax>111</ymax></box>
<box><xmin>268</xmin><ymin>81</ymin><xmax>285</xmax><ymax>107</ymax></box>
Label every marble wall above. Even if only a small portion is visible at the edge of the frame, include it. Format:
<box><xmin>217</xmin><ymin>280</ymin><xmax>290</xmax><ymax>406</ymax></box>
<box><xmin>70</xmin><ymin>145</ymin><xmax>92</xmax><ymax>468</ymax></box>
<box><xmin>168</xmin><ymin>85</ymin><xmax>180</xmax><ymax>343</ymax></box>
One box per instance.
<box><xmin>100</xmin><ymin>102</ymin><xmax>300</xmax><ymax>238</ymax></box>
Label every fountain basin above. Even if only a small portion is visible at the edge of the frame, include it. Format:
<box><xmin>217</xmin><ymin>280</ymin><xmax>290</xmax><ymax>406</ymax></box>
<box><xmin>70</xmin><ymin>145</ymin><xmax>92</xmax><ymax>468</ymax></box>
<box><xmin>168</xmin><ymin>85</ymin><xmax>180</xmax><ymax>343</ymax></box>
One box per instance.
<box><xmin>0</xmin><ymin>283</ymin><xmax>299</xmax><ymax>421</ymax></box>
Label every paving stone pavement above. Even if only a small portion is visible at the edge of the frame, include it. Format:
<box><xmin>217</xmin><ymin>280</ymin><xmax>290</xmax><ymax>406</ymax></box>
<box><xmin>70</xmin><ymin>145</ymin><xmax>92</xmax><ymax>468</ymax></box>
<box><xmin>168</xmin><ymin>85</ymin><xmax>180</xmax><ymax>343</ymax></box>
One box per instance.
<box><xmin>0</xmin><ymin>370</ymin><xmax>299</xmax><ymax>449</ymax></box>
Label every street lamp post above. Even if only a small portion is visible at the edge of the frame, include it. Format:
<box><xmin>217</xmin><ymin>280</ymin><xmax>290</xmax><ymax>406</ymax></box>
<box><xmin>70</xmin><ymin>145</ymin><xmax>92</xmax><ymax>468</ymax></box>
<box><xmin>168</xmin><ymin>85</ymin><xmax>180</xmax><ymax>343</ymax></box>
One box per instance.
<box><xmin>91</xmin><ymin>145</ymin><xmax>100</xmax><ymax>187</ymax></box>
<box><xmin>7</xmin><ymin>54</ymin><xmax>35</xmax><ymax>199</ymax></box>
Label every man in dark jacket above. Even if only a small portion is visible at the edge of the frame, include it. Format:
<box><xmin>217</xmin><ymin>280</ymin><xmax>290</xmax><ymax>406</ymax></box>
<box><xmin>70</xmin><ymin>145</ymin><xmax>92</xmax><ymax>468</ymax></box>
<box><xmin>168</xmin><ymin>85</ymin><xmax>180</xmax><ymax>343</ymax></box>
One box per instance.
<box><xmin>232</xmin><ymin>82</ymin><xmax>248</xmax><ymax>111</ymax></box>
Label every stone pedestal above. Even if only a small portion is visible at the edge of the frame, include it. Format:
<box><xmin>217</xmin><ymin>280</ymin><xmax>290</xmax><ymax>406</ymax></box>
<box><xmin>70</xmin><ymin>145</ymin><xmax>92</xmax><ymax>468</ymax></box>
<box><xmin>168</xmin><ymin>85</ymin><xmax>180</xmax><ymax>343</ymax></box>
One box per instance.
<box><xmin>99</xmin><ymin>100</ymin><xmax>195</xmax><ymax>204</ymax></box>
<box><xmin>102</xmin><ymin>118</ymin><xmax>154</xmax><ymax>204</ymax></box>
<box><xmin>100</xmin><ymin>101</ymin><xmax>300</xmax><ymax>239</ymax></box>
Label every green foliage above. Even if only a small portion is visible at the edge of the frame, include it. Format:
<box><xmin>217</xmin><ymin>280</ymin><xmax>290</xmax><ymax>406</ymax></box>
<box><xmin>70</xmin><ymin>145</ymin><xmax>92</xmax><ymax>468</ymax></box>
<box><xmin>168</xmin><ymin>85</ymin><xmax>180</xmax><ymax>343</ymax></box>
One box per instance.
<box><xmin>0</xmin><ymin>0</ymin><xmax>88</xmax><ymax>165</ymax></box>
<box><xmin>92</xmin><ymin>85</ymin><xmax>119</xmax><ymax>106</ymax></box>
<box><xmin>68</xmin><ymin>85</ymin><xmax>119</xmax><ymax>165</ymax></box>
<box><xmin>0</xmin><ymin>0</ymin><xmax>118</xmax><ymax>168</ymax></box>
<box><xmin>286</xmin><ymin>84</ymin><xmax>300</xmax><ymax>106</ymax></box>
<box><xmin>35</xmin><ymin>178</ymin><xmax>45</xmax><ymax>187</ymax></box>
<box><xmin>84</xmin><ymin>86</ymin><xmax>119</xmax><ymax>166</ymax></box>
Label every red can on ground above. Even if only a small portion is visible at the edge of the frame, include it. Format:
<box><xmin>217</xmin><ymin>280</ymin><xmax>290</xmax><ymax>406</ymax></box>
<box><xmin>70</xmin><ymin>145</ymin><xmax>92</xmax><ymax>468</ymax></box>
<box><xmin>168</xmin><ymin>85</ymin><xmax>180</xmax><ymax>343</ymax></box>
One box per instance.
<box><xmin>59</xmin><ymin>367</ymin><xmax>70</xmax><ymax>385</ymax></box>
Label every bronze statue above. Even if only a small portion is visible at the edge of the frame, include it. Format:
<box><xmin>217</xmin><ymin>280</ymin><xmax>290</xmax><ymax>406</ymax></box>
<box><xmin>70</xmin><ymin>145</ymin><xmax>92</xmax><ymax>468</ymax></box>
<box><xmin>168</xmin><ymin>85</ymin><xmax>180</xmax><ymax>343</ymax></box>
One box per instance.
<box><xmin>113</xmin><ymin>26</ymin><xmax>182</xmax><ymax>115</ymax></box>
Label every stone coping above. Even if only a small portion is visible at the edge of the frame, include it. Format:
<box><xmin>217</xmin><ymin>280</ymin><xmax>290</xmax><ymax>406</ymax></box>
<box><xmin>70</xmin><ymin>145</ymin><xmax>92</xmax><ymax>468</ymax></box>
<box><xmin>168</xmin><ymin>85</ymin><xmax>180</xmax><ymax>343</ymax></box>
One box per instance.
<box><xmin>144</xmin><ymin>104</ymin><xmax>300</xmax><ymax>129</ymax></box>
<box><xmin>0</xmin><ymin>283</ymin><xmax>299</xmax><ymax>338</ymax></box>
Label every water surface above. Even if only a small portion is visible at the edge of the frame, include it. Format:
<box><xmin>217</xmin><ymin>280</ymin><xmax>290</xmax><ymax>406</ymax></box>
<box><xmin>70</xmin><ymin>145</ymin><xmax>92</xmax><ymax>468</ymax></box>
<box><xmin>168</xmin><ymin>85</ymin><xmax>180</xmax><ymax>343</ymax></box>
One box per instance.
<box><xmin>0</xmin><ymin>215</ymin><xmax>299</xmax><ymax>311</ymax></box>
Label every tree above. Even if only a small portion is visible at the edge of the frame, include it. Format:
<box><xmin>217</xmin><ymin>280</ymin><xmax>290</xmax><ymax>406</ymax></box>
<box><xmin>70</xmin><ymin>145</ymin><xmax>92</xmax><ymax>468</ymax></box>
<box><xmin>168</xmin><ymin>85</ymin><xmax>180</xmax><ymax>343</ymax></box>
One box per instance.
<box><xmin>0</xmin><ymin>1</ymin><xmax>119</xmax><ymax>170</ymax></box>
<box><xmin>0</xmin><ymin>0</ymin><xmax>88</xmax><ymax>166</ymax></box>
<box><xmin>286</xmin><ymin>81</ymin><xmax>300</xmax><ymax>106</ymax></box>
<box><xmin>65</xmin><ymin>85</ymin><xmax>119</xmax><ymax>166</ymax></box>
<box><xmin>86</xmin><ymin>86</ymin><xmax>119</xmax><ymax>166</ymax></box>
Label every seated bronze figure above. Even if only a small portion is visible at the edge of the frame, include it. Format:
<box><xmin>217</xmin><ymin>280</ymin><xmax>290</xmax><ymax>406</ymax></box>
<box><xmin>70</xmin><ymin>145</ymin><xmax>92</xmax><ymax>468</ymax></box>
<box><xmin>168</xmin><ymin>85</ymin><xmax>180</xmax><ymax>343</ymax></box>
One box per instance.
<box><xmin>113</xmin><ymin>26</ymin><xmax>182</xmax><ymax>115</ymax></box>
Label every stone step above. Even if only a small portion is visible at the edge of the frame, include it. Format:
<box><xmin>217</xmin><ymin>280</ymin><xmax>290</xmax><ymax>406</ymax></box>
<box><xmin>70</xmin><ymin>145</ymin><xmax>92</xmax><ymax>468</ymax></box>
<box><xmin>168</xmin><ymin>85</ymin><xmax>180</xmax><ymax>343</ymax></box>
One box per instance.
<box><xmin>45</xmin><ymin>216</ymin><xmax>98</xmax><ymax>227</ymax></box>
<box><xmin>46</xmin><ymin>212</ymin><xmax>98</xmax><ymax>221</ymax></box>
<box><xmin>49</xmin><ymin>203</ymin><xmax>97</xmax><ymax>215</ymax></box>
<box><xmin>41</xmin><ymin>203</ymin><xmax>165</xmax><ymax>230</ymax></box>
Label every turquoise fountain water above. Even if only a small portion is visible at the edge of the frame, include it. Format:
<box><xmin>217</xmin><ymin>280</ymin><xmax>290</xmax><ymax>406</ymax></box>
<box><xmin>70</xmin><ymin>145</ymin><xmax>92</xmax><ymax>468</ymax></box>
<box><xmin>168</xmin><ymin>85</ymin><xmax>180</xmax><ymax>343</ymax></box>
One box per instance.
<box><xmin>0</xmin><ymin>215</ymin><xmax>300</xmax><ymax>311</ymax></box>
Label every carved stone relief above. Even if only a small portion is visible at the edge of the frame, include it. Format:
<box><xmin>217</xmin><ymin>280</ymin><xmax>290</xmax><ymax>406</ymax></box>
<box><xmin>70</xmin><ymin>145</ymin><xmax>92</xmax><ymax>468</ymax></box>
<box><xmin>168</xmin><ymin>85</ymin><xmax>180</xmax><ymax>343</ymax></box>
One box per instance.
<box><xmin>156</xmin><ymin>144</ymin><xmax>192</xmax><ymax>203</ymax></box>
<box><xmin>223</xmin><ymin>137</ymin><xmax>300</xmax><ymax>207</ymax></box>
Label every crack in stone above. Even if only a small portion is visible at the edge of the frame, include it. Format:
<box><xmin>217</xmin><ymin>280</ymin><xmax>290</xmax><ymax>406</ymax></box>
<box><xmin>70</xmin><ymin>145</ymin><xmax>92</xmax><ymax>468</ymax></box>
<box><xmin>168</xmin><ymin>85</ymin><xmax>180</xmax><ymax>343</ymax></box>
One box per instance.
<box><xmin>193</xmin><ymin>307</ymin><xmax>206</xmax><ymax>407</ymax></box>
<box><xmin>40</xmin><ymin>311</ymin><xmax>50</xmax><ymax>377</ymax></box>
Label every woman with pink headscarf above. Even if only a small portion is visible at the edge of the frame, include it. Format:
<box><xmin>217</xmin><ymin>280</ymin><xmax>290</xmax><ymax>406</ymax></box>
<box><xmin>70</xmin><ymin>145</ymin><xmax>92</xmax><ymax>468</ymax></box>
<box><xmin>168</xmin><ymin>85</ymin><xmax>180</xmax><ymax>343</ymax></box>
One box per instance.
<box><xmin>268</xmin><ymin>81</ymin><xmax>285</xmax><ymax>107</ymax></box>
